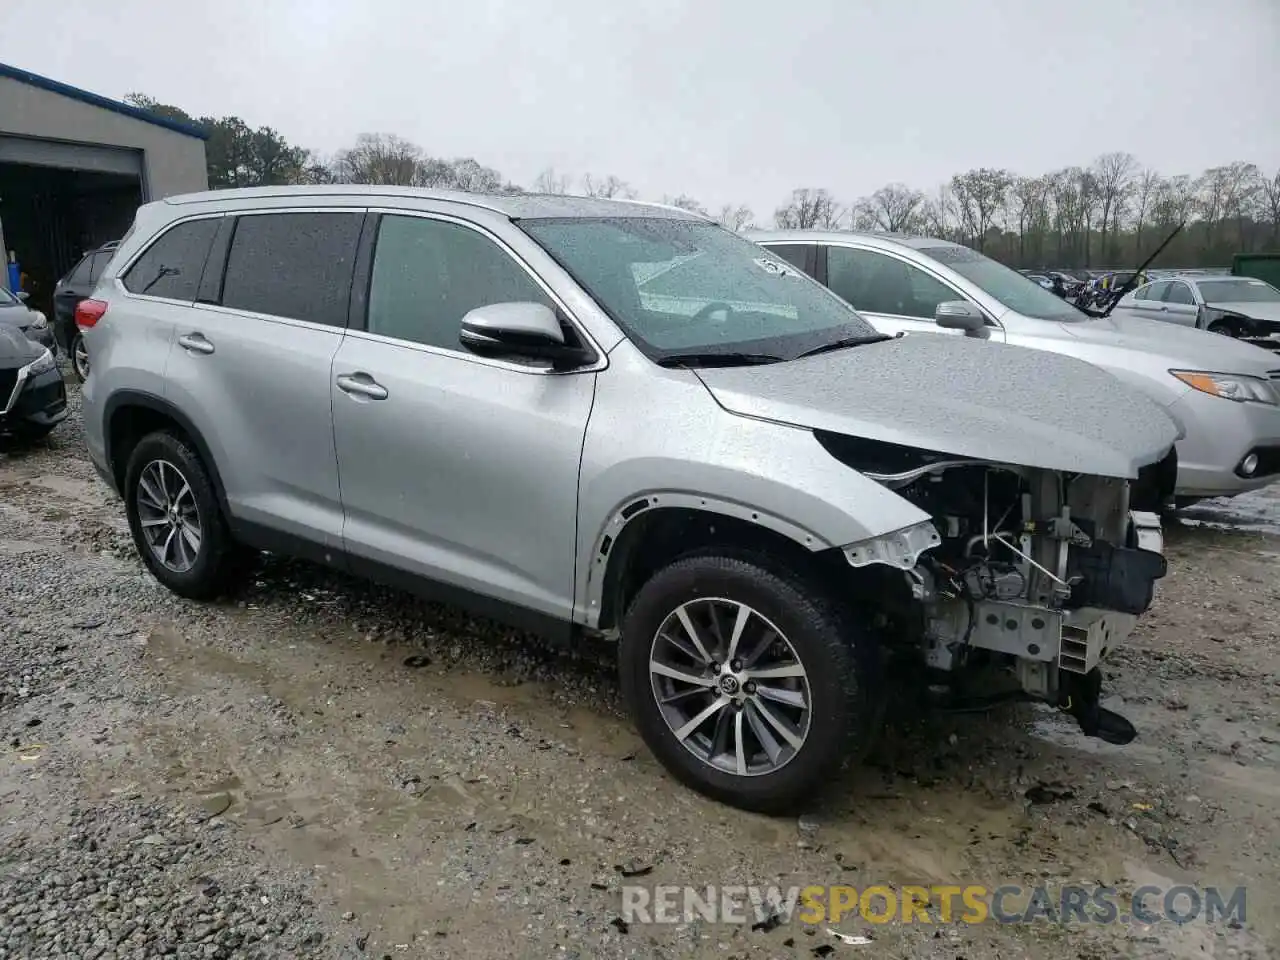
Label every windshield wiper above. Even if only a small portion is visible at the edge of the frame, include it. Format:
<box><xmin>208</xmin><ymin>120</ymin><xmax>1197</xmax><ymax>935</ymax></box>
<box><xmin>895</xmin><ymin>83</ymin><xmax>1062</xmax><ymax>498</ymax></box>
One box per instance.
<box><xmin>655</xmin><ymin>351</ymin><xmax>786</xmax><ymax>368</ymax></box>
<box><xmin>793</xmin><ymin>333</ymin><xmax>895</xmax><ymax>359</ymax></box>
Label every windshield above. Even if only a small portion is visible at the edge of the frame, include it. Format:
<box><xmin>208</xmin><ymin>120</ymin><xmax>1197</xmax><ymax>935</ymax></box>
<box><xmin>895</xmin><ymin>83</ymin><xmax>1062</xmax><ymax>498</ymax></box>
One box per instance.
<box><xmin>916</xmin><ymin>245</ymin><xmax>1087</xmax><ymax>321</ymax></box>
<box><xmin>1196</xmin><ymin>278</ymin><xmax>1280</xmax><ymax>304</ymax></box>
<box><xmin>519</xmin><ymin>217</ymin><xmax>878</xmax><ymax>360</ymax></box>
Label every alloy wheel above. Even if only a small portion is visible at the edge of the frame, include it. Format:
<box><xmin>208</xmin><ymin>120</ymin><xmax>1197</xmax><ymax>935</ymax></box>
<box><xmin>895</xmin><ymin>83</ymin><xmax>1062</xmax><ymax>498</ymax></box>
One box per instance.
<box><xmin>649</xmin><ymin>597</ymin><xmax>811</xmax><ymax>777</ymax></box>
<box><xmin>73</xmin><ymin>336</ymin><xmax>90</xmax><ymax>380</ymax></box>
<box><xmin>135</xmin><ymin>459</ymin><xmax>203</xmax><ymax>573</ymax></box>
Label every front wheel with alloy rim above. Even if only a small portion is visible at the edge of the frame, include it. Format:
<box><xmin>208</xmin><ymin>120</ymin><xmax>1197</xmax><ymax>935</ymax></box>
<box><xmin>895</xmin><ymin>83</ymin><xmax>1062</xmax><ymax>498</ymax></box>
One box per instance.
<box><xmin>619</xmin><ymin>553</ymin><xmax>878</xmax><ymax>813</ymax></box>
<box><xmin>70</xmin><ymin>332</ymin><xmax>90</xmax><ymax>382</ymax></box>
<box><xmin>123</xmin><ymin>431</ymin><xmax>236</xmax><ymax>600</ymax></box>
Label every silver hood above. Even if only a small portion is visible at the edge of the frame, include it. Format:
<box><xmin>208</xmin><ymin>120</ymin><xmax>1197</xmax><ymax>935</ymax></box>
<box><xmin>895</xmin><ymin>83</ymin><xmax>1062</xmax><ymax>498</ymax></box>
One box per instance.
<box><xmin>696</xmin><ymin>333</ymin><xmax>1179</xmax><ymax>479</ymax></box>
<box><xmin>1058</xmin><ymin>311</ymin><xmax>1280</xmax><ymax>375</ymax></box>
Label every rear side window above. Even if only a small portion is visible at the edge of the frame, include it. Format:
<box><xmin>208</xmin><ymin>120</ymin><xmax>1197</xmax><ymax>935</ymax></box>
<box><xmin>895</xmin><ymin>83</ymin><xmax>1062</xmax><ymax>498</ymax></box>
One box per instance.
<box><xmin>122</xmin><ymin>218</ymin><xmax>221</xmax><ymax>300</ymax></box>
<box><xmin>220</xmin><ymin>212</ymin><xmax>363</xmax><ymax>326</ymax></box>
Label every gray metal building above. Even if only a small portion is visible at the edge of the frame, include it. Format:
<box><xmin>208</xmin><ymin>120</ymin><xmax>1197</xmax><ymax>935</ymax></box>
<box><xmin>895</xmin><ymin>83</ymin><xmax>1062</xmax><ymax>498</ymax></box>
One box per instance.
<box><xmin>0</xmin><ymin>61</ymin><xmax>208</xmax><ymax>304</ymax></box>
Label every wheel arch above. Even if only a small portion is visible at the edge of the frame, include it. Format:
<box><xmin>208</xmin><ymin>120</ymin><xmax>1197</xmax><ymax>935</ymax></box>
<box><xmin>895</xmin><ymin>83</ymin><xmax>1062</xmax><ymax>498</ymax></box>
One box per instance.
<box><xmin>585</xmin><ymin>494</ymin><xmax>846</xmax><ymax>632</ymax></box>
<box><xmin>103</xmin><ymin>390</ymin><xmax>230</xmax><ymax>517</ymax></box>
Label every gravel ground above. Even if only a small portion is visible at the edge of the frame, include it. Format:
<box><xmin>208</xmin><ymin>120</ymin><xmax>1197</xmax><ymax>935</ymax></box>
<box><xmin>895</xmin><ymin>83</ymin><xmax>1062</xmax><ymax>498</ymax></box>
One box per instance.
<box><xmin>2</xmin><ymin>376</ymin><xmax>1279</xmax><ymax>959</ymax></box>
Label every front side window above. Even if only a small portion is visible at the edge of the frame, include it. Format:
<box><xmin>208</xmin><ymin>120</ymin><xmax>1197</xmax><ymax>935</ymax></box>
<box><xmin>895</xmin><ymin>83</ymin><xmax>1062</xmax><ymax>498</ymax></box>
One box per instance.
<box><xmin>916</xmin><ymin>244</ymin><xmax>1086</xmax><ymax>321</ymax></box>
<box><xmin>123</xmin><ymin>218</ymin><xmax>221</xmax><ymax>301</ymax></box>
<box><xmin>1195</xmin><ymin>278</ymin><xmax>1280</xmax><ymax>305</ymax></box>
<box><xmin>221</xmin><ymin>212</ymin><xmax>363</xmax><ymax>326</ymax></box>
<box><xmin>1164</xmin><ymin>282</ymin><xmax>1195</xmax><ymax>305</ymax></box>
<box><xmin>1143</xmin><ymin>281</ymin><xmax>1170</xmax><ymax>302</ymax></box>
<box><xmin>826</xmin><ymin>246</ymin><xmax>959</xmax><ymax>320</ymax></box>
<box><xmin>367</xmin><ymin>216</ymin><xmax>554</xmax><ymax>350</ymax></box>
<box><xmin>520</xmin><ymin>218</ymin><xmax>876</xmax><ymax>360</ymax></box>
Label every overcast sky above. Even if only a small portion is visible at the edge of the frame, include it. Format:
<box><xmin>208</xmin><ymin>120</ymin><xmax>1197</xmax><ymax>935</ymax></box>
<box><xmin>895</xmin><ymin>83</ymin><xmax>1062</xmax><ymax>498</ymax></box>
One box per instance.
<box><xmin>3</xmin><ymin>0</ymin><xmax>1278</xmax><ymax>215</ymax></box>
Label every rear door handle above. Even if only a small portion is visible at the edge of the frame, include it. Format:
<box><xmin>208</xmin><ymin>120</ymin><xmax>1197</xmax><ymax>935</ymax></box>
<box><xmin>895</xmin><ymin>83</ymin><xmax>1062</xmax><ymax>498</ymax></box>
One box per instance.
<box><xmin>178</xmin><ymin>333</ymin><xmax>215</xmax><ymax>355</ymax></box>
<box><xmin>336</xmin><ymin>373</ymin><xmax>388</xmax><ymax>401</ymax></box>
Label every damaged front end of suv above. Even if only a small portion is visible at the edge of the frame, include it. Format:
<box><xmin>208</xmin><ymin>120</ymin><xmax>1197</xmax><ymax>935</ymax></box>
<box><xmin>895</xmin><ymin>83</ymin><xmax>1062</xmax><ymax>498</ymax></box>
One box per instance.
<box><xmin>827</xmin><ymin>432</ymin><xmax>1170</xmax><ymax>744</ymax></box>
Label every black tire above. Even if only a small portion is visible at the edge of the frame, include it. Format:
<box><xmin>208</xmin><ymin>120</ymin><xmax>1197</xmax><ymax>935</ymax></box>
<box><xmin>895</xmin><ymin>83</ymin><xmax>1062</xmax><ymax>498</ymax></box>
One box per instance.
<box><xmin>123</xmin><ymin>430</ymin><xmax>236</xmax><ymax>600</ymax></box>
<box><xmin>619</xmin><ymin>551</ymin><xmax>879</xmax><ymax>814</ymax></box>
<box><xmin>1207</xmin><ymin>321</ymin><xmax>1239</xmax><ymax>338</ymax></box>
<box><xmin>69</xmin><ymin>332</ymin><xmax>89</xmax><ymax>383</ymax></box>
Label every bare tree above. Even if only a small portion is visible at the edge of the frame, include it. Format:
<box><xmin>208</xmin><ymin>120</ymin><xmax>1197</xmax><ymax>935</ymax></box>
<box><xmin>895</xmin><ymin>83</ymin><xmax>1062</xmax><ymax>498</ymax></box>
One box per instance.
<box><xmin>333</xmin><ymin>133</ymin><xmax>421</xmax><ymax>185</ymax></box>
<box><xmin>1261</xmin><ymin>167</ymin><xmax>1280</xmax><ymax>245</ymax></box>
<box><xmin>1093</xmin><ymin>152</ymin><xmax>1137</xmax><ymax>263</ymax></box>
<box><xmin>533</xmin><ymin>167</ymin><xmax>572</xmax><ymax>194</ymax></box>
<box><xmin>581</xmin><ymin>173</ymin><xmax>636</xmax><ymax>199</ymax></box>
<box><xmin>918</xmin><ymin>185</ymin><xmax>956</xmax><ymax>239</ymax></box>
<box><xmin>855</xmin><ymin>184</ymin><xmax>925</xmax><ymax>233</ymax></box>
<box><xmin>774</xmin><ymin>188</ymin><xmax>843</xmax><ymax>229</ymax></box>
<box><xmin>1151</xmin><ymin>174</ymin><xmax>1197</xmax><ymax>231</ymax></box>
<box><xmin>1076</xmin><ymin>169</ymin><xmax>1103</xmax><ymax>265</ymax></box>
<box><xmin>1010</xmin><ymin>176</ymin><xmax>1052</xmax><ymax>263</ymax></box>
<box><xmin>950</xmin><ymin>169</ymin><xmax>1013</xmax><ymax>250</ymax></box>
<box><xmin>716</xmin><ymin>204</ymin><xmax>755</xmax><ymax>232</ymax></box>
<box><xmin>664</xmin><ymin>194</ymin><xmax>709</xmax><ymax>216</ymax></box>
<box><xmin>1209</xmin><ymin>162</ymin><xmax>1264</xmax><ymax>251</ymax></box>
<box><xmin>1131</xmin><ymin>169</ymin><xmax>1162</xmax><ymax>250</ymax></box>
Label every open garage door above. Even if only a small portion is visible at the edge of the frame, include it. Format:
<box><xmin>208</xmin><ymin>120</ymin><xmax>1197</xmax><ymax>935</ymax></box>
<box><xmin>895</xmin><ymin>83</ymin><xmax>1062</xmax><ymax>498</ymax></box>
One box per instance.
<box><xmin>0</xmin><ymin>145</ymin><xmax>142</xmax><ymax>318</ymax></box>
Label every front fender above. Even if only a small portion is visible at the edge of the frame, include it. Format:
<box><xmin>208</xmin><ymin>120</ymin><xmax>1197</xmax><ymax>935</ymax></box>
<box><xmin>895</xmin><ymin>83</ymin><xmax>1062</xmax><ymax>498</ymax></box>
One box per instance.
<box><xmin>574</xmin><ymin>351</ymin><xmax>931</xmax><ymax>625</ymax></box>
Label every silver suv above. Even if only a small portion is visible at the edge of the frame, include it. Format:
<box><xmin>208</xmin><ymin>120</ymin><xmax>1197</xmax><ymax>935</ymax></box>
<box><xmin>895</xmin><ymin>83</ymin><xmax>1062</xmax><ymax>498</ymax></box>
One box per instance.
<box><xmin>81</xmin><ymin>187</ymin><xmax>1177</xmax><ymax>812</ymax></box>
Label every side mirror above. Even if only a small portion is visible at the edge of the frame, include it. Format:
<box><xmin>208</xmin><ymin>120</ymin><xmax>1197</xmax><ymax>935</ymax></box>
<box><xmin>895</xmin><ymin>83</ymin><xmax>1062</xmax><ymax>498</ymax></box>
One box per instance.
<box><xmin>16</xmin><ymin>291</ymin><xmax>29</xmax><ymax>302</ymax></box>
<box><xmin>459</xmin><ymin>302</ymin><xmax>593</xmax><ymax>369</ymax></box>
<box><xmin>934</xmin><ymin>300</ymin><xmax>986</xmax><ymax>336</ymax></box>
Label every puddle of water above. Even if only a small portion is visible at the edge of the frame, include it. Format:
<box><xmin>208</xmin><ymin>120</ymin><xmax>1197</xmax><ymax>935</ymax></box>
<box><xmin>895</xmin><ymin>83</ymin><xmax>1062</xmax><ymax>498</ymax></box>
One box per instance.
<box><xmin>1176</xmin><ymin>482</ymin><xmax>1280</xmax><ymax>536</ymax></box>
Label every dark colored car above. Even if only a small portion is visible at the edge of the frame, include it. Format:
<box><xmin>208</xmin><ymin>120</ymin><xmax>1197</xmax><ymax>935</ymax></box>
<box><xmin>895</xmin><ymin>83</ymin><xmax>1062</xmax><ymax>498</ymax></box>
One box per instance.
<box><xmin>53</xmin><ymin>241</ymin><xmax>118</xmax><ymax>382</ymax></box>
<box><xmin>0</xmin><ymin>285</ymin><xmax>55</xmax><ymax>352</ymax></box>
<box><xmin>0</xmin><ymin>326</ymin><xmax>67</xmax><ymax>442</ymax></box>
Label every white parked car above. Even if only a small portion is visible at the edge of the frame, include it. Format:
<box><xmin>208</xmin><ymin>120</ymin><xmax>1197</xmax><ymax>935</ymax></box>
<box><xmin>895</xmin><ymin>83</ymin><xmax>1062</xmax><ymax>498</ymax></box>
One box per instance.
<box><xmin>1112</xmin><ymin>274</ymin><xmax>1280</xmax><ymax>340</ymax></box>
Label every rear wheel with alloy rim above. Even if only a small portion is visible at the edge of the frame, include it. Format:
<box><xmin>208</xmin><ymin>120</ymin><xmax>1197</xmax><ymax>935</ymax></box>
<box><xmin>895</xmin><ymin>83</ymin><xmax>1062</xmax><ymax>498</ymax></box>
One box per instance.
<box><xmin>123</xmin><ymin>431</ymin><xmax>236</xmax><ymax>599</ymax></box>
<box><xmin>620</xmin><ymin>552</ymin><xmax>878</xmax><ymax>813</ymax></box>
<box><xmin>71</xmin><ymin>332</ymin><xmax>89</xmax><ymax>382</ymax></box>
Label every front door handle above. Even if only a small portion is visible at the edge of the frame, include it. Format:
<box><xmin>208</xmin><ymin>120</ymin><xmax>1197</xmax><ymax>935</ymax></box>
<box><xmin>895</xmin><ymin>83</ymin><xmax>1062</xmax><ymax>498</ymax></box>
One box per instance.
<box><xmin>178</xmin><ymin>333</ymin><xmax>215</xmax><ymax>355</ymax></box>
<box><xmin>336</xmin><ymin>373</ymin><xmax>388</xmax><ymax>401</ymax></box>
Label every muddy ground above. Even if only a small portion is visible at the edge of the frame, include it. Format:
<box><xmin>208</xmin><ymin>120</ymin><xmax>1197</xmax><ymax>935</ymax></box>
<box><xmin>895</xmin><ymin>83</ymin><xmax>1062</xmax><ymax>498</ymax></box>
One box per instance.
<box><xmin>1</xmin><ymin>381</ymin><xmax>1278</xmax><ymax>959</ymax></box>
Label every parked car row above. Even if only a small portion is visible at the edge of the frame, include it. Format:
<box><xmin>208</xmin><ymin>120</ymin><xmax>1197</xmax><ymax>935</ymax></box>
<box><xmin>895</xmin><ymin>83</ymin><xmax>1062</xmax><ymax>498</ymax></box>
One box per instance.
<box><xmin>22</xmin><ymin>185</ymin><xmax>1280</xmax><ymax>812</ymax></box>
<box><xmin>0</xmin><ymin>283</ymin><xmax>66</xmax><ymax>441</ymax></box>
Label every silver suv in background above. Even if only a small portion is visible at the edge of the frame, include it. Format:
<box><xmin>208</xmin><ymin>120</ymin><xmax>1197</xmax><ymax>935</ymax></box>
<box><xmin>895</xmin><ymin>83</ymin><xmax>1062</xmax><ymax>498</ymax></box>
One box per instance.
<box><xmin>752</xmin><ymin>231</ymin><xmax>1280</xmax><ymax>504</ymax></box>
<box><xmin>80</xmin><ymin>187</ymin><xmax>1176</xmax><ymax>811</ymax></box>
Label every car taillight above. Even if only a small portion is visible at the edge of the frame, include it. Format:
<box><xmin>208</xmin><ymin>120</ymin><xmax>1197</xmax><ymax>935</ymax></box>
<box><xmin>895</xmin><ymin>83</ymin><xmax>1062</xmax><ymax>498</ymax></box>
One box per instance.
<box><xmin>75</xmin><ymin>299</ymin><xmax>108</xmax><ymax>330</ymax></box>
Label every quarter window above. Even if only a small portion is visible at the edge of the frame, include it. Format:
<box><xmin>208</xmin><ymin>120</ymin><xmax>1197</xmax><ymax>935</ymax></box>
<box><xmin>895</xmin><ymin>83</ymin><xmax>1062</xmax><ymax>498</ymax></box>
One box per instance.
<box><xmin>122</xmin><ymin>218</ymin><xmax>221</xmax><ymax>301</ymax></box>
<box><xmin>826</xmin><ymin>246</ymin><xmax>959</xmax><ymax>320</ymax></box>
<box><xmin>66</xmin><ymin>255</ymin><xmax>94</xmax><ymax>286</ymax></box>
<box><xmin>367</xmin><ymin>216</ymin><xmax>553</xmax><ymax>350</ymax></box>
<box><xmin>762</xmin><ymin>243</ymin><xmax>815</xmax><ymax>276</ymax></box>
<box><xmin>220</xmin><ymin>212</ymin><xmax>363</xmax><ymax>326</ymax></box>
